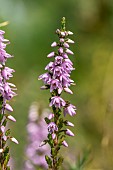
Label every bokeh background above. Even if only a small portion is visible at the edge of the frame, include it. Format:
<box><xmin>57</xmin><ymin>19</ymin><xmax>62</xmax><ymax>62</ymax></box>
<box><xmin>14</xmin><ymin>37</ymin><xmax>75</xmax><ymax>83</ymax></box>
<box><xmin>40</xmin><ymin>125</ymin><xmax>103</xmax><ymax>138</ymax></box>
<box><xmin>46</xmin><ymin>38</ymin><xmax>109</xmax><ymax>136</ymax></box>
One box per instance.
<box><xmin>0</xmin><ymin>0</ymin><xmax>113</xmax><ymax>169</ymax></box>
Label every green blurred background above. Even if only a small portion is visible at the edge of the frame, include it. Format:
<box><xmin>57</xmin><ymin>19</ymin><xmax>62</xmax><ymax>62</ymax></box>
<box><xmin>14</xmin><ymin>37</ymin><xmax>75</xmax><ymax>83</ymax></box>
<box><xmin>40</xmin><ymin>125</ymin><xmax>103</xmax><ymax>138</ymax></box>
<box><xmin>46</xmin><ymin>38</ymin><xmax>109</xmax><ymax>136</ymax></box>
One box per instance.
<box><xmin>0</xmin><ymin>0</ymin><xmax>113</xmax><ymax>169</ymax></box>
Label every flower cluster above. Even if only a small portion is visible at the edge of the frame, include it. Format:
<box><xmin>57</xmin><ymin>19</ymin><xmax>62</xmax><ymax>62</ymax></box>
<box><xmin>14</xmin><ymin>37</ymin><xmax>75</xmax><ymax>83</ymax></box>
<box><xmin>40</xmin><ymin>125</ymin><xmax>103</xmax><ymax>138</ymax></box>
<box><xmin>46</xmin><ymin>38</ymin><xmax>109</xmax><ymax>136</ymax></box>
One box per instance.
<box><xmin>0</xmin><ymin>29</ymin><xmax>18</xmax><ymax>169</ymax></box>
<box><xmin>39</xmin><ymin>18</ymin><xmax>76</xmax><ymax>169</ymax></box>
<box><xmin>24</xmin><ymin>102</ymin><xmax>50</xmax><ymax>170</ymax></box>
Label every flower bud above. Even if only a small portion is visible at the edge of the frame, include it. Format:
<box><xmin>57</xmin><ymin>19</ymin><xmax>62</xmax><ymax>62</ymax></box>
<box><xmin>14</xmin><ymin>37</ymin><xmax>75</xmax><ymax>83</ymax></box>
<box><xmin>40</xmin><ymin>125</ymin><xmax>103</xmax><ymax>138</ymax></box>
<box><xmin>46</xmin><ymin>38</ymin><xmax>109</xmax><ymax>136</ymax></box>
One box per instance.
<box><xmin>67</xmin><ymin>31</ymin><xmax>73</xmax><ymax>35</ymax></box>
<box><xmin>5</xmin><ymin>103</ymin><xmax>13</xmax><ymax>112</ymax></box>
<box><xmin>65</xmin><ymin>129</ymin><xmax>74</xmax><ymax>137</ymax></box>
<box><xmin>47</xmin><ymin>52</ymin><xmax>55</xmax><ymax>58</ymax></box>
<box><xmin>62</xmin><ymin>140</ymin><xmax>68</xmax><ymax>147</ymax></box>
<box><xmin>64</xmin><ymin>87</ymin><xmax>73</xmax><ymax>94</ymax></box>
<box><xmin>0</xmin><ymin>126</ymin><xmax>5</xmax><ymax>133</ymax></box>
<box><xmin>61</xmin><ymin>31</ymin><xmax>65</xmax><ymax>37</ymax></box>
<box><xmin>48</xmin><ymin>113</ymin><xmax>54</xmax><ymax>120</ymax></box>
<box><xmin>66</xmin><ymin>48</ymin><xmax>74</xmax><ymax>55</ymax></box>
<box><xmin>10</xmin><ymin>137</ymin><xmax>19</xmax><ymax>144</ymax></box>
<box><xmin>60</xmin><ymin>38</ymin><xmax>64</xmax><ymax>43</ymax></box>
<box><xmin>7</xmin><ymin>115</ymin><xmax>16</xmax><ymax>122</ymax></box>
<box><xmin>66</xmin><ymin>39</ymin><xmax>74</xmax><ymax>44</ymax></box>
<box><xmin>51</xmin><ymin>42</ymin><xmax>57</xmax><ymax>47</ymax></box>
<box><xmin>65</xmin><ymin>121</ymin><xmax>74</xmax><ymax>127</ymax></box>
<box><xmin>0</xmin><ymin>148</ymin><xmax>3</xmax><ymax>153</ymax></box>
<box><xmin>64</xmin><ymin>42</ymin><xmax>69</xmax><ymax>48</ymax></box>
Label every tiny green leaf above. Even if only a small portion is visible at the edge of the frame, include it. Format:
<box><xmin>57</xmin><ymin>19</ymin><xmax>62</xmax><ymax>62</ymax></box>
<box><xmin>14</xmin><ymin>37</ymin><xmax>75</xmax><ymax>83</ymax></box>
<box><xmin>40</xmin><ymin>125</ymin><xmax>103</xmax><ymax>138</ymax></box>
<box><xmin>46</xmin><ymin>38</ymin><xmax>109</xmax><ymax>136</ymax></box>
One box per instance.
<box><xmin>45</xmin><ymin>155</ymin><xmax>52</xmax><ymax>168</ymax></box>
<box><xmin>5</xmin><ymin>129</ymin><xmax>11</xmax><ymax>136</ymax></box>
<box><xmin>45</xmin><ymin>117</ymin><xmax>51</xmax><ymax>124</ymax></box>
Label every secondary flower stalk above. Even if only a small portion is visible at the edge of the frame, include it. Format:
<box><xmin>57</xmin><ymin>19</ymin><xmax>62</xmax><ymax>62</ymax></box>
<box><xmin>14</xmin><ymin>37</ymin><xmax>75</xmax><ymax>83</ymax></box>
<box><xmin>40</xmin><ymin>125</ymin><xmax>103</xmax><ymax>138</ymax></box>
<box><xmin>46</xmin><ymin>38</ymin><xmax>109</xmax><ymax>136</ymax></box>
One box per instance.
<box><xmin>39</xmin><ymin>17</ymin><xmax>76</xmax><ymax>170</ymax></box>
<box><xmin>0</xmin><ymin>29</ymin><xmax>18</xmax><ymax>170</ymax></box>
<box><xmin>24</xmin><ymin>102</ymin><xmax>49</xmax><ymax>170</ymax></box>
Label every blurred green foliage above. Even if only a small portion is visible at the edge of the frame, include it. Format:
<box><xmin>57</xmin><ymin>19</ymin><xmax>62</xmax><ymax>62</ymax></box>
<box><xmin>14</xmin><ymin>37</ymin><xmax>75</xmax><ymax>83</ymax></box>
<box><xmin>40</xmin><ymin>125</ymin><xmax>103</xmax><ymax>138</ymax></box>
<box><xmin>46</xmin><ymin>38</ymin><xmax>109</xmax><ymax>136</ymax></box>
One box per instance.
<box><xmin>0</xmin><ymin>0</ymin><xmax>113</xmax><ymax>169</ymax></box>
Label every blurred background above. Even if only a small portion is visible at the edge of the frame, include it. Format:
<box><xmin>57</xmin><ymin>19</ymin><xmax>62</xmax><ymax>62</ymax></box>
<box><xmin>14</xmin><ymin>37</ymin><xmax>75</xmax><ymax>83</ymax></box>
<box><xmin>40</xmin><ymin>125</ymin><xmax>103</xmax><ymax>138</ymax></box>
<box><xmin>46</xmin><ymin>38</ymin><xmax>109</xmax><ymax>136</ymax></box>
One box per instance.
<box><xmin>0</xmin><ymin>0</ymin><xmax>113</xmax><ymax>169</ymax></box>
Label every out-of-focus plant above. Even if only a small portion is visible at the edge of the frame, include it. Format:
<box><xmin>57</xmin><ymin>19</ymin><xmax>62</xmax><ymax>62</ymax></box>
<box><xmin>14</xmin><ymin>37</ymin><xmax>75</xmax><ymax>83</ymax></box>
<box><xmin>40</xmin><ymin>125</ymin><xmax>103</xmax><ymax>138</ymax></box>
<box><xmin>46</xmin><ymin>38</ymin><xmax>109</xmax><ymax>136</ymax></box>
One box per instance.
<box><xmin>38</xmin><ymin>17</ymin><xmax>76</xmax><ymax>170</ymax></box>
<box><xmin>0</xmin><ymin>21</ymin><xmax>9</xmax><ymax>28</ymax></box>
<box><xmin>68</xmin><ymin>148</ymin><xmax>92</xmax><ymax>170</ymax></box>
<box><xmin>0</xmin><ymin>25</ymin><xmax>18</xmax><ymax>169</ymax></box>
<box><xmin>24</xmin><ymin>102</ymin><xmax>50</xmax><ymax>170</ymax></box>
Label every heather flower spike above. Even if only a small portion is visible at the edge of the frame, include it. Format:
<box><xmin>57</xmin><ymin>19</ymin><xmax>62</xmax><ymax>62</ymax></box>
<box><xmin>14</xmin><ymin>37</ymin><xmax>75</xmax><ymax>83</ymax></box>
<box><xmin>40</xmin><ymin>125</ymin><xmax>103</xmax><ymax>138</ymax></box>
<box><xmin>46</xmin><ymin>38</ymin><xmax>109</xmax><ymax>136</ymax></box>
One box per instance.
<box><xmin>0</xmin><ymin>28</ymin><xmax>17</xmax><ymax>169</ymax></box>
<box><xmin>39</xmin><ymin>17</ymin><xmax>76</xmax><ymax>170</ymax></box>
<box><xmin>24</xmin><ymin>103</ymin><xmax>49</xmax><ymax>170</ymax></box>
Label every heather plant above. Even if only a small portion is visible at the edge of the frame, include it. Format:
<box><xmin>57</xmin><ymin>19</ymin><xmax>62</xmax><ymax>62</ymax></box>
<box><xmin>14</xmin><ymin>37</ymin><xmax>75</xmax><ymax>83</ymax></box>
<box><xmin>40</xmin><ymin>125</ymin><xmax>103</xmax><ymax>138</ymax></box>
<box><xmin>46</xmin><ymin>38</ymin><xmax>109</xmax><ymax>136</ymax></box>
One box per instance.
<box><xmin>0</xmin><ymin>25</ymin><xmax>18</xmax><ymax>170</ymax></box>
<box><xmin>24</xmin><ymin>102</ymin><xmax>50</xmax><ymax>170</ymax></box>
<box><xmin>39</xmin><ymin>17</ymin><xmax>76</xmax><ymax>170</ymax></box>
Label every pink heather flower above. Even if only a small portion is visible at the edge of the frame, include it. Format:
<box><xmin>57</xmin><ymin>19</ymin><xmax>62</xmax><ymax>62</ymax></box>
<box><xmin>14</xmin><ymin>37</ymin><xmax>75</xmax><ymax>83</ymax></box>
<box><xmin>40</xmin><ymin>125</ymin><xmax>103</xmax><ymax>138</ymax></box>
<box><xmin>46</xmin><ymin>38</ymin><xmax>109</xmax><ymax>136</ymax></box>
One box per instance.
<box><xmin>53</xmin><ymin>66</ymin><xmax>63</xmax><ymax>78</ymax></box>
<box><xmin>65</xmin><ymin>129</ymin><xmax>74</xmax><ymax>137</ymax></box>
<box><xmin>50</xmin><ymin>79</ymin><xmax>62</xmax><ymax>94</ymax></box>
<box><xmin>1</xmin><ymin>67</ymin><xmax>15</xmax><ymax>80</ymax></box>
<box><xmin>62</xmin><ymin>53</ymin><xmax>68</xmax><ymax>59</ymax></box>
<box><xmin>60</xmin><ymin>74</ymin><xmax>71</xmax><ymax>87</ymax></box>
<box><xmin>45</xmin><ymin>62</ymin><xmax>54</xmax><ymax>73</ymax></box>
<box><xmin>55</xmin><ymin>56</ymin><xmax>63</xmax><ymax>65</ymax></box>
<box><xmin>48</xmin><ymin>122</ymin><xmax>58</xmax><ymax>134</ymax></box>
<box><xmin>38</xmin><ymin>72</ymin><xmax>52</xmax><ymax>85</ymax></box>
<box><xmin>47</xmin><ymin>52</ymin><xmax>55</xmax><ymax>58</ymax></box>
<box><xmin>50</xmin><ymin>96</ymin><xmax>66</xmax><ymax>108</ymax></box>
<box><xmin>3</xmin><ymin>82</ymin><xmax>16</xmax><ymax>100</ymax></box>
<box><xmin>62</xmin><ymin>140</ymin><xmax>68</xmax><ymax>147</ymax></box>
<box><xmin>63</xmin><ymin>104</ymin><xmax>76</xmax><ymax>116</ymax></box>
<box><xmin>62</xmin><ymin>60</ymin><xmax>74</xmax><ymax>74</ymax></box>
<box><xmin>50</xmin><ymin>79</ymin><xmax>59</xmax><ymax>92</ymax></box>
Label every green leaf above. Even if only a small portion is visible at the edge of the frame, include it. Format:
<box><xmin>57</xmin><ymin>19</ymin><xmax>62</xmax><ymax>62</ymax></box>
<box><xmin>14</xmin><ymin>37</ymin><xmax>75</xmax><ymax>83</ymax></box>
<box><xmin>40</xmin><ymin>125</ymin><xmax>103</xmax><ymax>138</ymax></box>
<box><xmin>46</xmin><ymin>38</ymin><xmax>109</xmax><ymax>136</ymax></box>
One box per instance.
<box><xmin>5</xmin><ymin>129</ymin><xmax>11</xmax><ymax>136</ymax></box>
<box><xmin>0</xmin><ymin>113</ymin><xmax>3</xmax><ymax>122</ymax></box>
<box><xmin>57</xmin><ymin>156</ymin><xmax>64</xmax><ymax>167</ymax></box>
<box><xmin>44</xmin><ymin>117</ymin><xmax>51</xmax><ymax>124</ymax></box>
<box><xmin>47</xmin><ymin>134</ymin><xmax>54</xmax><ymax>147</ymax></box>
<box><xmin>6</xmin><ymin>166</ymin><xmax>10</xmax><ymax>170</ymax></box>
<box><xmin>58</xmin><ymin>118</ymin><xmax>63</xmax><ymax>129</ymax></box>
<box><xmin>3</xmin><ymin>146</ymin><xmax>9</xmax><ymax>158</ymax></box>
<box><xmin>3</xmin><ymin>153</ymin><xmax>10</xmax><ymax>168</ymax></box>
<box><xmin>45</xmin><ymin>155</ymin><xmax>52</xmax><ymax>168</ymax></box>
<box><xmin>2</xmin><ymin>119</ymin><xmax>7</xmax><ymax>127</ymax></box>
<box><xmin>51</xmin><ymin>148</ymin><xmax>55</xmax><ymax>156</ymax></box>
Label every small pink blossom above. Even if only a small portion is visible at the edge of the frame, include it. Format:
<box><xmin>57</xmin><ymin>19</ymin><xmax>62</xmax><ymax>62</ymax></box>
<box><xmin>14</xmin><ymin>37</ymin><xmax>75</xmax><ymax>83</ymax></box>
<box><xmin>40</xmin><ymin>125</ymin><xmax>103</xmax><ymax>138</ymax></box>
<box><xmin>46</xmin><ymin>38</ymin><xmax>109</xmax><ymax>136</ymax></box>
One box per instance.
<box><xmin>50</xmin><ymin>96</ymin><xmax>66</xmax><ymax>108</ymax></box>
